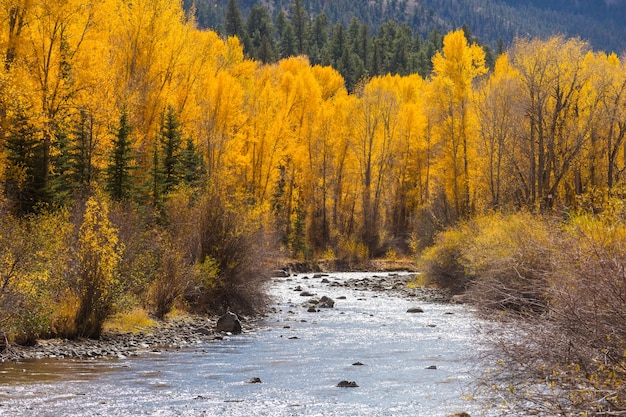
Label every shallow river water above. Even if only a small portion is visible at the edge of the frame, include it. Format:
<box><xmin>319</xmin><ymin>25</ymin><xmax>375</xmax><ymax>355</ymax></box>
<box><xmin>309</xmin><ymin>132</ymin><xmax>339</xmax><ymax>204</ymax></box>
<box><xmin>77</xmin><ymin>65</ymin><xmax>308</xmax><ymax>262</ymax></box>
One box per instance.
<box><xmin>0</xmin><ymin>272</ymin><xmax>492</xmax><ymax>416</ymax></box>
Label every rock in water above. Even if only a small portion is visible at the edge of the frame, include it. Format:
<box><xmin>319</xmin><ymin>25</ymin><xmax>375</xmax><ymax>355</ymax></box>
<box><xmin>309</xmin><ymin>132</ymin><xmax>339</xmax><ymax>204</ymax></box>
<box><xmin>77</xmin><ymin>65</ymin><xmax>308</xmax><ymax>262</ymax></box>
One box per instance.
<box><xmin>216</xmin><ymin>311</ymin><xmax>242</xmax><ymax>334</ymax></box>
<box><xmin>246</xmin><ymin>377</ymin><xmax>262</xmax><ymax>383</ymax></box>
<box><xmin>336</xmin><ymin>380</ymin><xmax>359</xmax><ymax>388</ymax></box>
<box><xmin>406</xmin><ymin>307</ymin><xmax>424</xmax><ymax>313</ymax></box>
<box><xmin>318</xmin><ymin>295</ymin><xmax>335</xmax><ymax>308</ymax></box>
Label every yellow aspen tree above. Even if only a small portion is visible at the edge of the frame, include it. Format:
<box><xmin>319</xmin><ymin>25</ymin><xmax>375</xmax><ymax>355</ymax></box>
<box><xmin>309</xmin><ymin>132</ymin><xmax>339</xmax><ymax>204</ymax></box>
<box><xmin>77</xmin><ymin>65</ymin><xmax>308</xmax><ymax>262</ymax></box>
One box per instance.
<box><xmin>510</xmin><ymin>36</ymin><xmax>592</xmax><ymax>210</ymax></box>
<box><xmin>108</xmin><ymin>0</ymin><xmax>192</xmax><ymax>148</ymax></box>
<box><xmin>74</xmin><ymin>190</ymin><xmax>122</xmax><ymax>339</ymax></box>
<box><xmin>390</xmin><ymin>74</ymin><xmax>427</xmax><ymax>243</ymax></box>
<box><xmin>431</xmin><ymin>29</ymin><xmax>487</xmax><ymax>217</ymax></box>
<box><xmin>475</xmin><ymin>54</ymin><xmax>523</xmax><ymax>209</ymax></box>
<box><xmin>13</xmin><ymin>0</ymin><xmax>98</xmax><ymax>199</ymax></box>
<box><xmin>227</xmin><ymin>63</ymin><xmax>285</xmax><ymax>204</ymax></box>
<box><xmin>581</xmin><ymin>51</ymin><xmax>626</xmax><ymax>196</ymax></box>
<box><xmin>351</xmin><ymin>75</ymin><xmax>402</xmax><ymax>255</ymax></box>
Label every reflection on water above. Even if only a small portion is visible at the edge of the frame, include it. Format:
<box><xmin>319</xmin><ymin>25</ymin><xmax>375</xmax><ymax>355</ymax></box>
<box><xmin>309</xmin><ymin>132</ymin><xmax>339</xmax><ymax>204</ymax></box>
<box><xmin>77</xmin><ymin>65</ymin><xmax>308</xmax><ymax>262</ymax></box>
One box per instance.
<box><xmin>0</xmin><ymin>272</ymin><xmax>491</xmax><ymax>416</ymax></box>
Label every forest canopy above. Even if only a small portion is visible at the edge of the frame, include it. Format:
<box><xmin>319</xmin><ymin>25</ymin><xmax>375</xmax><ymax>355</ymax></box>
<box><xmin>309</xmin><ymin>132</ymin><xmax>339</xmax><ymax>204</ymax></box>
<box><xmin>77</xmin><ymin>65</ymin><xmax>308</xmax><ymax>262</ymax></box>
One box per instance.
<box><xmin>1</xmin><ymin>0</ymin><xmax>625</xmax><ymax>258</ymax></box>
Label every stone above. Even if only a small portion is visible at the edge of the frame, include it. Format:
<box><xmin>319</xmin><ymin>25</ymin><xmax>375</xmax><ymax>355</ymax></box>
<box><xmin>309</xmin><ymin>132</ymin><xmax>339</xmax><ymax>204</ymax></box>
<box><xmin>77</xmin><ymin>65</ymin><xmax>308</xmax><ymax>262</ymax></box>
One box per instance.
<box><xmin>194</xmin><ymin>326</ymin><xmax>213</xmax><ymax>336</ymax></box>
<box><xmin>426</xmin><ymin>365</ymin><xmax>437</xmax><ymax>370</ymax></box>
<box><xmin>215</xmin><ymin>311</ymin><xmax>242</xmax><ymax>334</ymax></box>
<box><xmin>318</xmin><ymin>296</ymin><xmax>335</xmax><ymax>308</ymax></box>
<box><xmin>246</xmin><ymin>377</ymin><xmax>262</xmax><ymax>383</ymax></box>
<box><xmin>352</xmin><ymin>361</ymin><xmax>365</xmax><ymax>366</ymax></box>
<box><xmin>448</xmin><ymin>413</ymin><xmax>470</xmax><ymax>417</ymax></box>
<box><xmin>406</xmin><ymin>307</ymin><xmax>424</xmax><ymax>313</ymax></box>
<box><xmin>300</xmin><ymin>291</ymin><xmax>314</xmax><ymax>297</ymax></box>
<box><xmin>337</xmin><ymin>380</ymin><xmax>358</xmax><ymax>388</ymax></box>
<box><xmin>271</xmin><ymin>269</ymin><xmax>290</xmax><ymax>278</ymax></box>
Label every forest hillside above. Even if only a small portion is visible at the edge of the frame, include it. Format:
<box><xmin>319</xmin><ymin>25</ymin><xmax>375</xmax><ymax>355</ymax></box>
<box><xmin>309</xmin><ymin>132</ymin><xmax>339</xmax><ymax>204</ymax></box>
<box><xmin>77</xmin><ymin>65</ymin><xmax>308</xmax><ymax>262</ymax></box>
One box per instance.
<box><xmin>185</xmin><ymin>0</ymin><xmax>626</xmax><ymax>54</ymax></box>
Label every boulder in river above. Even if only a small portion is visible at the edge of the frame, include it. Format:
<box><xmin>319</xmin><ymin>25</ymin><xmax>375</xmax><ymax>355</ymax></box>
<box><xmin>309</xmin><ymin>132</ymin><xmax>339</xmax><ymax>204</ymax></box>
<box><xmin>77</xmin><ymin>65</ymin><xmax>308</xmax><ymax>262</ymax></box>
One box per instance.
<box><xmin>337</xmin><ymin>380</ymin><xmax>359</xmax><ymax>388</ymax></box>
<box><xmin>406</xmin><ymin>307</ymin><xmax>424</xmax><ymax>313</ymax></box>
<box><xmin>300</xmin><ymin>291</ymin><xmax>315</xmax><ymax>297</ymax></box>
<box><xmin>216</xmin><ymin>311</ymin><xmax>242</xmax><ymax>334</ymax></box>
<box><xmin>318</xmin><ymin>296</ymin><xmax>335</xmax><ymax>308</ymax></box>
<box><xmin>247</xmin><ymin>377</ymin><xmax>262</xmax><ymax>383</ymax></box>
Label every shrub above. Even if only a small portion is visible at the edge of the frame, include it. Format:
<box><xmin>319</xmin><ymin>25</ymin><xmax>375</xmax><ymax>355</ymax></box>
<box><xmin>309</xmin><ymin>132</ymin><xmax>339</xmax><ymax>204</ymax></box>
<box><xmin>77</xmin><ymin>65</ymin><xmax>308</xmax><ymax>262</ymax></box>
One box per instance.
<box><xmin>419</xmin><ymin>212</ymin><xmax>555</xmax><ymax>309</ymax></box>
<box><xmin>73</xmin><ymin>191</ymin><xmax>124</xmax><ymax>339</ymax></box>
<box><xmin>418</xmin><ymin>220</ymin><xmax>475</xmax><ymax>293</ymax></box>
<box><xmin>149</xmin><ymin>240</ymin><xmax>191</xmax><ymax>319</ymax></box>
<box><xmin>0</xmin><ymin>202</ymin><xmax>73</xmax><ymax>345</ymax></box>
<box><xmin>470</xmin><ymin>210</ymin><xmax>626</xmax><ymax>416</ymax></box>
<box><xmin>463</xmin><ymin>212</ymin><xmax>555</xmax><ymax>313</ymax></box>
<box><xmin>183</xmin><ymin>191</ymin><xmax>277</xmax><ymax>315</ymax></box>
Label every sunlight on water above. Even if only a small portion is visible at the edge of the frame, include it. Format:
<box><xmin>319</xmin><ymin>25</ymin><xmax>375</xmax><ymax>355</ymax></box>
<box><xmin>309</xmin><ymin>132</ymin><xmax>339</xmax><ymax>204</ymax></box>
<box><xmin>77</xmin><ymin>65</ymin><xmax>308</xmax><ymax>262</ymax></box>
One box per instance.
<box><xmin>0</xmin><ymin>272</ymin><xmax>493</xmax><ymax>416</ymax></box>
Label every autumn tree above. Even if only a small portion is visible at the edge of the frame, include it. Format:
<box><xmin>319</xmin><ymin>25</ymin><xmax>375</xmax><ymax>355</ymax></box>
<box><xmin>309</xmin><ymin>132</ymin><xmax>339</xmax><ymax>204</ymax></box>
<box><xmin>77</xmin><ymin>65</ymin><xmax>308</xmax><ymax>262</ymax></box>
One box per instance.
<box><xmin>430</xmin><ymin>29</ymin><xmax>487</xmax><ymax>218</ymax></box>
<box><xmin>510</xmin><ymin>36</ymin><xmax>592</xmax><ymax>210</ymax></box>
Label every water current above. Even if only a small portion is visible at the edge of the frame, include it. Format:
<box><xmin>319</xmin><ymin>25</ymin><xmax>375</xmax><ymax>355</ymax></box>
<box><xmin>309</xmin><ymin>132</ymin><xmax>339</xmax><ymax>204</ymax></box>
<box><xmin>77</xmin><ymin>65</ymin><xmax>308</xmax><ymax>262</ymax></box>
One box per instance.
<box><xmin>0</xmin><ymin>272</ymin><xmax>492</xmax><ymax>416</ymax></box>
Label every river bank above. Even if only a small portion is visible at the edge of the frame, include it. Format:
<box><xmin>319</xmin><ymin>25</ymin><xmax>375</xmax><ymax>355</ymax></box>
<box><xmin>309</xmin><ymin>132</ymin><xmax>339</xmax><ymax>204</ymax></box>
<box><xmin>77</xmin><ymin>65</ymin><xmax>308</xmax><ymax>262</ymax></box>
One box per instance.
<box><xmin>0</xmin><ymin>271</ymin><xmax>450</xmax><ymax>363</ymax></box>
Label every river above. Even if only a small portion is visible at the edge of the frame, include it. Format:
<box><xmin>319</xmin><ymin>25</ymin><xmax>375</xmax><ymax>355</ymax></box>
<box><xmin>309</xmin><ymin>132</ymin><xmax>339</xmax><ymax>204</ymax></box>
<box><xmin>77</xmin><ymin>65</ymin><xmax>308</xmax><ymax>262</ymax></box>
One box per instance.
<box><xmin>0</xmin><ymin>272</ymin><xmax>492</xmax><ymax>416</ymax></box>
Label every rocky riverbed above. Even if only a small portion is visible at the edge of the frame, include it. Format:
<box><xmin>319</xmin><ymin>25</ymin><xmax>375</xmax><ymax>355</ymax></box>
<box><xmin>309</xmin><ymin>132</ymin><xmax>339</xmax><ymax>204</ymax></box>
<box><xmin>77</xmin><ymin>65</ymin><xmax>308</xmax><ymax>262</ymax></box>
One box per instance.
<box><xmin>1</xmin><ymin>272</ymin><xmax>450</xmax><ymax>363</ymax></box>
<box><xmin>0</xmin><ymin>315</ymin><xmax>256</xmax><ymax>363</ymax></box>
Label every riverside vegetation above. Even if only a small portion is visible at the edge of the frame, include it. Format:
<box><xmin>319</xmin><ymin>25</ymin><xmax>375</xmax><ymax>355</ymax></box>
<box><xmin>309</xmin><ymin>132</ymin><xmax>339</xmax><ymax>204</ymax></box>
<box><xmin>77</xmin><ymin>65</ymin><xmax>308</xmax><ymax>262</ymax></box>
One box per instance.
<box><xmin>1</xmin><ymin>1</ymin><xmax>625</xmax><ymax>416</ymax></box>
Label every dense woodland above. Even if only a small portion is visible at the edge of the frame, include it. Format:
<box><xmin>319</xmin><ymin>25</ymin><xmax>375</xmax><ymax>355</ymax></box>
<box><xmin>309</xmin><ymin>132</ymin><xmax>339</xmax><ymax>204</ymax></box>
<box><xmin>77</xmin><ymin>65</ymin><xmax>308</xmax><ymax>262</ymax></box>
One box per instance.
<box><xmin>0</xmin><ymin>0</ymin><xmax>625</xmax><ymax>414</ymax></box>
<box><xmin>185</xmin><ymin>0</ymin><xmax>626</xmax><ymax>54</ymax></box>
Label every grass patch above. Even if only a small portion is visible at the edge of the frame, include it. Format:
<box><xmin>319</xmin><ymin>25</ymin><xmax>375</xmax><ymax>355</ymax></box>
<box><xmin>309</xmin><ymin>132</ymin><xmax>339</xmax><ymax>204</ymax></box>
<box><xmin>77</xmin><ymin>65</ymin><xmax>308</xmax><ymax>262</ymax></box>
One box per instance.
<box><xmin>103</xmin><ymin>309</ymin><xmax>156</xmax><ymax>334</ymax></box>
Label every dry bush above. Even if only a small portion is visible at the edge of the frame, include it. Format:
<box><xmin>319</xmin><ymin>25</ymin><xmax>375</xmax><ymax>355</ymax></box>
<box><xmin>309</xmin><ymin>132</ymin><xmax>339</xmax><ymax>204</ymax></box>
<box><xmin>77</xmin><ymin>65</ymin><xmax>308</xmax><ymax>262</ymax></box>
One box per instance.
<box><xmin>149</xmin><ymin>242</ymin><xmax>191</xmax><ymax>319</ymax></box>
<box><xmin>463</xmin><ymin>212</ymin><xmax>555</xmax><ymax>314</ymax></box>
<box><xmin>419</xmin><ymin>212</ymin><xmax>555</xmax><ymax>306</ymax></box>
<box><xmin>472</xmin><ymin>212</ymin><xmax>626</xmax><ymax>416</ymax></box>
<box><xmin>418</xmin><ymin>221</ymin><xmax>473</xmax><ymax>293</ymax></box>
<box><xmin>183</xmin><ymin>191</ymin><xmax>278</xmax><ymax>315</ymax></box>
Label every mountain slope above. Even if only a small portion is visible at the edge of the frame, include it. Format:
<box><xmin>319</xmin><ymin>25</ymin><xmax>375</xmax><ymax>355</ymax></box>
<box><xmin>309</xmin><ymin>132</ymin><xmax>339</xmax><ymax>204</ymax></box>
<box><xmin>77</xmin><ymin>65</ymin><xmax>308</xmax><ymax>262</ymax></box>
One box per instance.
<box><xmin>186</xmin><ymin>0</ymin><xmax>626</xmax><ymax>53</ymax></box>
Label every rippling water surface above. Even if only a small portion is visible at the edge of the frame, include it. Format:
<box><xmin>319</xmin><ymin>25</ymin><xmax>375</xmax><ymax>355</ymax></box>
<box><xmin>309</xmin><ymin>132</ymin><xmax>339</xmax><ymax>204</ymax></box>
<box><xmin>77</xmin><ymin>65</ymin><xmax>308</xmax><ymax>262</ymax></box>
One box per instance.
<box><xmin>0</xmin><ymin>272</ymin><xmax>491</xmax><ymax>416</ymax></box>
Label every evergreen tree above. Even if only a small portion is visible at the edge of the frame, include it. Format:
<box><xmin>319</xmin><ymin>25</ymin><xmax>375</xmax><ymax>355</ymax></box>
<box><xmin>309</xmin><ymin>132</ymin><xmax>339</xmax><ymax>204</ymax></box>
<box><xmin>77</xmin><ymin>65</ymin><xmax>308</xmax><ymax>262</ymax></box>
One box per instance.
<box><xmin>247</xmin><ymin>5</ymin><xmax>275</xmax><ymax>63</ymax></box>
<box><xmin>3</xmin><ymin>106</ymin><xmax>46</xmax><ymax>214</ymax></box>
<box><xmin>309</xmin><ymin>13</ymin><xmax>329</xmax><ymax>64</ymax></box>
<box><xmin>275</xmin><ymin>10</ymin><xmax>288</xmax><ymax>39</ymax></box>
<box><xmin>225</xmin><ymin>0</ymin><xmax>244</xmax><ymax>37</ymax></box>
<box><xmin>159</xmin><ymin>106</ymin><xmax>184</xmax><ymax>196</ymax></box>
<box><xmin>48</xmin><ymin>122</ymin><xmax>74</xmax><ymax>205</ymax></box>
<box><xmin>225</xmin><ymin>0</ymin><xmax>250</xmax><ymax>53</ymax></box>
<box><xmin>180</xmin><ymin>137</ymin><xmax>206</xmax><ymax>187</ymax></box>
<box><xmin>49</xmin><ymin>111</ymin><xmax>97</xmax><ymax>205</ymax></box>
<box><xmin>290</xmin><ymin>0</ymin><xmax>309</xmax><ymax>55</ymax></box>
<box><xmin>105</xmin><ymin>109</ymin><xmax>135</xmax><ymax>202</ymax></box>
<box><xmin>70</xmin><ymin>110</ymin><xmax>97</xmax><ymax>188</ymax></box>
<box><xmin>279</xmin><ymin>22</ymin><xmax>297</xmax><ymax>58</ymax></box>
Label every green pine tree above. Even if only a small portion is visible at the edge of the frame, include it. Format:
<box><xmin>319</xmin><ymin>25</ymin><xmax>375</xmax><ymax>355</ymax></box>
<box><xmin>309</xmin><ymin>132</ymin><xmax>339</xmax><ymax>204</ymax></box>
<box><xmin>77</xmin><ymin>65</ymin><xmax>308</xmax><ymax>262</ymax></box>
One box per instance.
<box><xmin>105</xmin><ymin>109</ymin><xmax>135</xmax><ymax>202</ymax></box>
<box><xmin>3</xmin><ymin>106</ymin><xmax>48</xmax><ymax>214</ymax></box>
